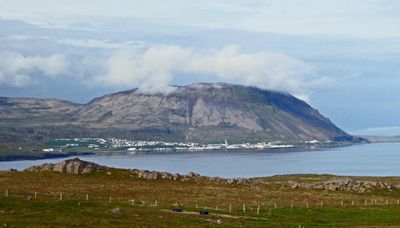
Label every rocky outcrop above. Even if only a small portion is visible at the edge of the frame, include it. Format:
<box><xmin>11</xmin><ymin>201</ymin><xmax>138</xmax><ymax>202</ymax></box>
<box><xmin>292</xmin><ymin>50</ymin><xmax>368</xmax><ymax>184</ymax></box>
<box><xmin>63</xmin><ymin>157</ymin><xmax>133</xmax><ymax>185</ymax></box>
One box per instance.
<box><xmin>130</xmin><ymin>169</ymin><xmax>254</xmax><ymax>186</ymax></box>
<box><xmin>22</xmin><ymin>159</ymin><xmax>395</xmax><ymax>192</ymax></box>
<box><xmin>24</xmin><ymin>158</ymin><xmax>104</xmax><ymax>174</ymax></box>
<box><xmin>287</xmin><ymin>178</ymin><xmax>395</xmax><ymax>193</ymax></box>
<box><xmin>132</xmin><ymin>169</ymin><xmax>201</xmax><ymax>181</ymax></box>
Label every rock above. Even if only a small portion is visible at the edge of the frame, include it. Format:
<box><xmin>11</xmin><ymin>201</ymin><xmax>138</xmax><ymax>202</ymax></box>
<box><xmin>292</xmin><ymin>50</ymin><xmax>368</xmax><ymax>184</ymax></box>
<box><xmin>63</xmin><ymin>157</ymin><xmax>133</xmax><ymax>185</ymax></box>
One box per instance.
<box><xmin>286</xmin><ymin>178</ymin><xmax>396</xmax><ymax>193</ymax></box>
<box><xmin>110</xmin><ymin>208</ymin><xmax>124</xmax><ymax>215</ymax></box>
<box><xmin>24</xmin><ymin>158</ymin><xmax>104</xmax><ymax>174</ymax></box>
<box><xmin>236</xmin><ymin>178</ymin><xmax>250</xmax><ymax>185</ymax></box>
<box><xmin>186</xmin><ymin>172</ymin><xmax>200</xmax><ymax>178</ymax></box>
<box><xmin>208</xmin><ymin>176</ymin><xmax>221</xmax><ymax>182</ymax></box>
<box><xmin>172</xmin><ymin>173</ymin><xmax>181</xmax><ymax>181</ymax></box>
<box><xmin>288</xmin><ymin>181</ymin><xmax>298</xmax><ymax>189</ymax></box>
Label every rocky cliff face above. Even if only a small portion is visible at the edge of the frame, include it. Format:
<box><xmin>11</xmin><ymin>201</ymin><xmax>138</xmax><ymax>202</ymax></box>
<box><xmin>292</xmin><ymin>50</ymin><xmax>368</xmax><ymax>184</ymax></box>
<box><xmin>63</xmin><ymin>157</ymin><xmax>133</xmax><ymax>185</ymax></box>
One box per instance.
<box><xmin>73</xmin><ymin>83</ymin><xmax>352</xmax><ymax>142</ymax></box>
<box><xmin>0</xmin><ymin>83</ymin><xmax>354</xmax><ymax>143</ymax></box>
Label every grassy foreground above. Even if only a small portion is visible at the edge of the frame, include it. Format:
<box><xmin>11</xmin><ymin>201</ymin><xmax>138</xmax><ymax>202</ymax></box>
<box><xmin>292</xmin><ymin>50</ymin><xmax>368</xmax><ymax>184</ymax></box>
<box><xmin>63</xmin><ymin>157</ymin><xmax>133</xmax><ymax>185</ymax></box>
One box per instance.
<box><xmin>2</xmin><ymin>169</ymin><xmax>400</xmax><ymax>227</ymax></box>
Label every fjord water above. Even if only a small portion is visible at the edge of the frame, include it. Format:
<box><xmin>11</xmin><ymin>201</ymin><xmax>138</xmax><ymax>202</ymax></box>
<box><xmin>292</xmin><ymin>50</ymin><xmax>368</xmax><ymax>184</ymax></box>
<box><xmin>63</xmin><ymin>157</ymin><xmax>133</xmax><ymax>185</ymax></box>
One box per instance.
<box><xmin>1</xmin><ymin>142</ymin><xmax>400</xmax><ymax>178</ymax></box>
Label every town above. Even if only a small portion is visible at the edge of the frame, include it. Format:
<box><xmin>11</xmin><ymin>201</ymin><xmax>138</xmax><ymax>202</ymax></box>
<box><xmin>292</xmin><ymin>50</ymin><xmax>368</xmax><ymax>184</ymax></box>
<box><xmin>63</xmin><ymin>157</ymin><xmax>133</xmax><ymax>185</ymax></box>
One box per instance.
<box><xmin>42</xmin><ymin>138</ymin><xmax>303</xmax><ymax>152</ymax></box>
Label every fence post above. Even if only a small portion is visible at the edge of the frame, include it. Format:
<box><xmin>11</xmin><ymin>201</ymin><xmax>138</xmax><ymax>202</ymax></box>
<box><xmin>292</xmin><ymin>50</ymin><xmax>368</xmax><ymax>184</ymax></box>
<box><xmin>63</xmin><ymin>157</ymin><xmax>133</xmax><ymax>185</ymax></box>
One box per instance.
<box><xmin>229</xmin><ymin>204</ymin><xmax>232</xmax><ymax>213</ymax></box>
<box><xmin>243</xmin><ymin>204</ymin><xmax>246</xmax><ymax>213</ymax></box>
<box><xmin>386</xmin><ymin>199</ymin><xmax>389</xmax><ymax>205</ymax></box>
<box><xmin>195</xmin><ymin>203</ymin><xmax>198</xmax><ymax>208</ymax></box>
<box><xmin>306</xmin><ymin>202</ymin><xmax>309</xmax><ymax>208</ymax></box>
<box><xmin>59</xmin><ymin>193</ymin><xmax>63</xmax><ymax>200</ymax></box>
<box><xmin>5</xmin><ymin>190</ymin><xmax>8</xmax><ymax>197</ymax></box>
<box><xmin>320</xmin><ymin>200</ymin><xmax>323</xmax><ymax>206</ymax></box>
<box><xmin>131</xmin><ymin>199</ymin><xmax>135</xmax><ymax>206</ymax></box>
<box><xmin>155</xmin><ymin>200</ymin><xmax>158</xmax><ymax>206</ymax></box>
<box><xmin>341</xmin><ymin>200</ymin><xmax>343</xmax><ymax>206</ymax></box>
<box><xmin>257</xmin><ymin>205</ymin><xmax>260</xmax><ymax>215</ymax></box>
<box><xmin>109</xmin><ymin>196</ymin><xmax>112</xmax><ymax>203</ymax></box>
<box><xmin>86</xmin><ymin>194</ymin><xmax>89</xmax><ymax>201</ymax></box>
<box><xmin>274</xmin><ymin>203</ymin><xmax>277</xmax><ymax>209</ymax></box>
<box><xmin>34</xmin><ymin>192</ymin><xmax>37</xmax><ymax>199</ymax></box>
<box><xmin>352</xmin><ymin>200</ymin><xmax>354</xmax><ymax>206</ymax></box>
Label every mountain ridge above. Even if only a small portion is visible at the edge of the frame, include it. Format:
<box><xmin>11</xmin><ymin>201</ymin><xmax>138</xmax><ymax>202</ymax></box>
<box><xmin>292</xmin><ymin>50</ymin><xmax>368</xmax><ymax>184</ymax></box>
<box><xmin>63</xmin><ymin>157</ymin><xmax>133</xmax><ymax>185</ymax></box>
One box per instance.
<box><xmin>0</xmin><ymin>83</ymin><xmax>356</xmax><ymax>143</ymax></box>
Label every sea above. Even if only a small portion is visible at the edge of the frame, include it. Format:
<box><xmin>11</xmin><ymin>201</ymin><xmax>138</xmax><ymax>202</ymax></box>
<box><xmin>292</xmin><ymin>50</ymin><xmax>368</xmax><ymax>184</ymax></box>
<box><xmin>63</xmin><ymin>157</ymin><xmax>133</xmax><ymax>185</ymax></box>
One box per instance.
<box><xmin>1</xmin><ymin>142</ymin><xmax>400</xmax><ymax>178</ymax></box>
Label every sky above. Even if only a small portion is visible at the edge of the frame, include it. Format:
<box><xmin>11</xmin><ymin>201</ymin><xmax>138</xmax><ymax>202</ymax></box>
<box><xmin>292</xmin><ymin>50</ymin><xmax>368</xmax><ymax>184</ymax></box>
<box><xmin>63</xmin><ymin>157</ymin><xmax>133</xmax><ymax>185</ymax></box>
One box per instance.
<box><xmin>0</xmin><ymin>0</ymin><xmax>400</xmax><ymax>135</ymax></box>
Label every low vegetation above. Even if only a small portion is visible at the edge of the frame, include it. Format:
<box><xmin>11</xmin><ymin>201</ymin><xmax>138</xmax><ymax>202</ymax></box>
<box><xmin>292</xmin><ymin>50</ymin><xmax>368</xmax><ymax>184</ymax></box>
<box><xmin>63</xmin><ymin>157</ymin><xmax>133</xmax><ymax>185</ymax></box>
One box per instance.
<box><xmin>2</xmin><ymin>165</ymin><xmax>400</xmax><ymax>226</ymax></box>
<box><xmin>0</xmin><ymin>142</ymin><xmax>94</xmax><ymax>161</ymax></box>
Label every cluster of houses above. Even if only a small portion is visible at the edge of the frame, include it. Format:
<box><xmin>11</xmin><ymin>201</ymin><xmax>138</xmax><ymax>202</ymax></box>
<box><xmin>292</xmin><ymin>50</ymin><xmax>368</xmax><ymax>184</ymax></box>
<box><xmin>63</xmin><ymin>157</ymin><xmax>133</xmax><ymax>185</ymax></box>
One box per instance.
<box><xmin>118</xmin><ymin>139</ymin><xmax>295</xmax><ymax>152</ymax></box>
<box><xmin>41</xmin><ymin>137</ymin><xmax>331</xmax><ymax>153</ymax></box>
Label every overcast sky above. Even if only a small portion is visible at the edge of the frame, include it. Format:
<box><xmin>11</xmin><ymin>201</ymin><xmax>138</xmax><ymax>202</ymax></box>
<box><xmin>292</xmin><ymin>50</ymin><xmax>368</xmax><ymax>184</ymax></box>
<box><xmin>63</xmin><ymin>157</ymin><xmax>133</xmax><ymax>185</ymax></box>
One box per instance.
<box><xmin>1</xmin><ymin>0</ymin><xmax>400</xmax><ymax>135</ymax></box>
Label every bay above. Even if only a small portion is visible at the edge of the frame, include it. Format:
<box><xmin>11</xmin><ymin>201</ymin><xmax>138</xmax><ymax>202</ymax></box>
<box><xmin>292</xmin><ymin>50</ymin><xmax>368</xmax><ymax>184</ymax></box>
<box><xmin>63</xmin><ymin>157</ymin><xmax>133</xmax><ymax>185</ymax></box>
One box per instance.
<box><xmin>0</xmin><ymin>142</ymin><xmax>399</xmax><ymax>178</ymax></box>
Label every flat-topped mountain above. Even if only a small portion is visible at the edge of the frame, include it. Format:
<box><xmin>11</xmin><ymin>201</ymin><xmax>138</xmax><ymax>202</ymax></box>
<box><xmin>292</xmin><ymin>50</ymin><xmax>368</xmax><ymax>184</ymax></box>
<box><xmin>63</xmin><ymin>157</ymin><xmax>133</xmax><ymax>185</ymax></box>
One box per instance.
<box><xmin>0</xmin><ymin>83</ymin><xmax>355</xmax><ymax>143</ymax></box>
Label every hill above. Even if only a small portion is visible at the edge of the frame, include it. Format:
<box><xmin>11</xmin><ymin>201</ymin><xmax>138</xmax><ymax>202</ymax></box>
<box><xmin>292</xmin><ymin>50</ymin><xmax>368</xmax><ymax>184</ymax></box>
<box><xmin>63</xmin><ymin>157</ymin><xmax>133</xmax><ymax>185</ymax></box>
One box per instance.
<box><xmin>0</xmin><ymin>83</ymin><xmax>356</xmax><ymax>143</ymax></box>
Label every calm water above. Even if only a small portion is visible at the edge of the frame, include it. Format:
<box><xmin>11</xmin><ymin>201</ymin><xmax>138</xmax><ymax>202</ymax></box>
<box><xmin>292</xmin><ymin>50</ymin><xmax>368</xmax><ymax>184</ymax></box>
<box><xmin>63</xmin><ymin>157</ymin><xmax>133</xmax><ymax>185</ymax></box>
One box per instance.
<box><xmin>1</xmin><ymin>143</ymin><xmax>400</xmax><ymax>178</ymax></box>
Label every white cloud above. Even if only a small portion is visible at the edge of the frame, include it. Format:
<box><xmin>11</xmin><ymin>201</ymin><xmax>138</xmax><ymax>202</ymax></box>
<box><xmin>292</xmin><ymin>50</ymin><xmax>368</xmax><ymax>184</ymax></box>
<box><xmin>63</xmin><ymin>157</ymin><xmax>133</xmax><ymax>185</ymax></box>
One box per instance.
<box><xmin>58</xmin><ymin>38</ymin><xmax>146</xmax><ymax>49</ymax></box>
<box><xmin>96</xmin><ymin>45</ymin><xmax>327</xmax><ymax>99</ymax></box>
<box><xmin>0</xmin><ymin>52</ymin><xmax>67</xmax><ymax>87</ymax></box>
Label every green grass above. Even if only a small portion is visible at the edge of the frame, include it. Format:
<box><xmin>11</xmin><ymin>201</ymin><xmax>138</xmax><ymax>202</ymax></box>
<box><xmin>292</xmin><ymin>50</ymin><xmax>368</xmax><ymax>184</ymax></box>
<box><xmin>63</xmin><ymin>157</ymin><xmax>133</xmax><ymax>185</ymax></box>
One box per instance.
<box><xmin>0</xmin><ymin>142</ymin><xmax>94</xmax><ymax>161</ymax></box>
<box><xmin>2</xmin><ymin>170</ymin><xmax>400</xmax><ymax>226</ymax></box>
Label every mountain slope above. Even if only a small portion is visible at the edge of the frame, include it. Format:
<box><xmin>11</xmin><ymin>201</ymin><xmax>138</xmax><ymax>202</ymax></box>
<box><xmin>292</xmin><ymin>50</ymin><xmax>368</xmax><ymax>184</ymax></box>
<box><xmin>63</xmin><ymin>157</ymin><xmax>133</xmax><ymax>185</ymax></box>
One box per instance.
<box><xmin>0</xmin><ymin>83</ymin><xmax>354</xmax><ymax>143</ymax></box>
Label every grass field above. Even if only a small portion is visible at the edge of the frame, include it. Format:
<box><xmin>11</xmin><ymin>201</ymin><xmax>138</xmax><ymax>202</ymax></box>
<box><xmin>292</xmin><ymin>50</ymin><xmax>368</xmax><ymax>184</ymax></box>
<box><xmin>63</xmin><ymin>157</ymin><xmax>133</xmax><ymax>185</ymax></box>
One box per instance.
<box><xmin>2</xmin><ymin>169</ymin><xmax>400</xmax><ymax>227</ymax></box>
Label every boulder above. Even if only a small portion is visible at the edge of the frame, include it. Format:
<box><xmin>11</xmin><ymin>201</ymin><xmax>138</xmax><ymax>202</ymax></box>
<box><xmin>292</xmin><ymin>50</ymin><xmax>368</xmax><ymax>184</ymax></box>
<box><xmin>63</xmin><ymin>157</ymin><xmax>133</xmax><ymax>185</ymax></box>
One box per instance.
<box><xmin>24</xmin><ymin>158</ymin><xmax>104</xmax><ymax>174</ymax></box>
<box><xmin>110</xmin><ymin>208</ymin><xmax>124</xmax><ymax>215</ymax></box>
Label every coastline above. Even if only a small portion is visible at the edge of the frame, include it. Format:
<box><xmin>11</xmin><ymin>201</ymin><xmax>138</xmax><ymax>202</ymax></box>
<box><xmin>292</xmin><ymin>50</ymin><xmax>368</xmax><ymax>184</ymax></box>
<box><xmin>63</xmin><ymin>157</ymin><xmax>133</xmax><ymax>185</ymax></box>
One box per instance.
<box><xmin>0</xmin><ymin>142</ymin><xmax>357</xmax><ymax>163</ymax></box>
<box><xmin>0</xmin><ymin>151</ymin><xmax>95</xmax><ymax>162</ymax></box>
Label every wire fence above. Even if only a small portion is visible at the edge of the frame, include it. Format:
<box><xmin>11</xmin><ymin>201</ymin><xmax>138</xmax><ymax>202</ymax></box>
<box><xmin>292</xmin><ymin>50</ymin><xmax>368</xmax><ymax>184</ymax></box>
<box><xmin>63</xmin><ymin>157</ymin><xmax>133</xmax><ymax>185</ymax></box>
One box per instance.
<box><xmin>1</xmin><ymin>188</ymin><xmax>400</xmax><ymax>217</ymax></box>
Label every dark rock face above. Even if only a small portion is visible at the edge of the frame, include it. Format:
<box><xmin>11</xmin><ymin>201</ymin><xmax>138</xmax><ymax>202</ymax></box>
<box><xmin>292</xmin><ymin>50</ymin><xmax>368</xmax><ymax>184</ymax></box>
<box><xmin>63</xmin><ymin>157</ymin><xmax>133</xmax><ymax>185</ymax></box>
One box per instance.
<box><xmin>24</xmin><ymin>158</ymin><xmax>104</xmax><ymax>174</ymax></box>
<box><xmin>0</xmin><ymin>83</ymin><xmax>355</xmax><ymax>143</ymax></box>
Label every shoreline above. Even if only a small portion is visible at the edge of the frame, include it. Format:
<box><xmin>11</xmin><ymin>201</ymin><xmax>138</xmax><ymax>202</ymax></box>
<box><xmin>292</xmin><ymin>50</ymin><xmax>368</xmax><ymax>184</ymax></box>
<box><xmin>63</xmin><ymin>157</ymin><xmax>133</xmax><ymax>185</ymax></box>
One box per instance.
<box><xmin>0</xmin><ymin>141</ymin><xmax>362</xmax><ymax>163</ymax></box>
<box><xmin>0</xmin><ymin>152</ymin><xmax>95</xmax><ymax>162</ymax></box>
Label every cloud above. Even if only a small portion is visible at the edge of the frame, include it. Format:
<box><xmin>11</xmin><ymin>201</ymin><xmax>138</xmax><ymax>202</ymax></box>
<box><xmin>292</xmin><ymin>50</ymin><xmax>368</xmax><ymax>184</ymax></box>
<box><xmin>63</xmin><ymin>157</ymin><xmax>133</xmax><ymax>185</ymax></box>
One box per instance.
<box><xmin>96</xmin><ymin>45</ymin><xmax>327</xmax><ymax>99</ymax></box>
<box><xmin>0</xmin><ymin>52</ymin><xmax>67</xmax><ymax>87</ymax></box>
<box><xmin>58</xmin><ymin>38</ymin><xmax>146</xmax><ymax>49</ymax></box>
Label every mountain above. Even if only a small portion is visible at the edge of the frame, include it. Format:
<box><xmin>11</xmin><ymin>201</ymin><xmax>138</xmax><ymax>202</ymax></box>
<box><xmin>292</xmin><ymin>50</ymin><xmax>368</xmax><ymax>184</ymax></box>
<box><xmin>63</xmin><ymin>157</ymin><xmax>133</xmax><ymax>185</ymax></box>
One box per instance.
<box><xmin>0</xmin><ymin>83</ymin><xmax>356</xmax><ymax>143</ymax></box>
